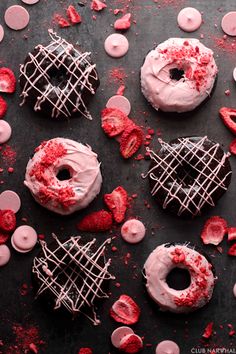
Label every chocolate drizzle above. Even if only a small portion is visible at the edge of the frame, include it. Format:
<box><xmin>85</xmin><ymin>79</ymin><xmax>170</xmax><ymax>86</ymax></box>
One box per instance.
<box><xmin>32</xmin><ymin>234</ymin><xmax>114</xmax><ymax>325</ymax></box>
<box><xmin>143</xmin><ymin>136</ymin><xmax>232</xmax><ymax>217</ymax></box>
<box><xmin>19</xmin><ymin>30</ymin><xmax>99</xmax><ymax>119</ymax></box>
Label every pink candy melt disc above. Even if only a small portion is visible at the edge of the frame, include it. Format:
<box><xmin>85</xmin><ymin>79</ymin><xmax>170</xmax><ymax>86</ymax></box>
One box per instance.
<box><xmin>0</xmin><ymin>25</ymin><xmax>4</xmax><ymax>43</ymax></box>
<box><xmin>121</xmin><ymin>219</ymin><xmax>146</xmax><ymax>244</ymax></box>
<box><xmin>156</xmin><ymin>340</ymin><xmax>180</xmax><ymax>354</ymax></box>
<box><xmin>104</xmin><ymin>33</ymin><xmax>129</xmax><ymax>58</ymax></box>
<box><xmin>11</xmin><ymin>225</ymin><xmax>37</xmax><ymax>253</ymax></box>
<box><xmin>221</xmin><ymin>12</ymin><xmax>236</xmax><ymax>36</ymax></box>
<box><xmin>21</xmin><ymin>0</ymin><xmax>40</xmax><ymax>4</ymax></box>
<box><xmin>0</xmin><ymin>120</ymin><xmax>12</xmax><ymax>144</ymax></box>
<box><xmin>106</xmin><ymin>95</ymin><xmax>131</xmax><ymax>116</ymax></box>
<box><xmin>0</xmin><ymin>190</ymin><xmax>21</xmax><ymax>213</ymax></box>
<box><xmin>0</xmin><ymin>245</ymin><xmax>11</xmax><ymax>266</ymax></box>
<box><xmin>4</xmin><ymin>5</ymin><xmax>30</xmax><ymax>31</ymax></box>
<box><xmin>177</xmin><ymin>7</ymin><xmax>202</xmax><ymax>32</ymax></box>
<box><xmin>233</xmin><ymin>283</ymin><xmax>236</xmax><ymax>298</ymax></box>
<box><xmin>111</xmin><ymin>326</ymin><xmax>134</xmax><ymax>348</ymax></box>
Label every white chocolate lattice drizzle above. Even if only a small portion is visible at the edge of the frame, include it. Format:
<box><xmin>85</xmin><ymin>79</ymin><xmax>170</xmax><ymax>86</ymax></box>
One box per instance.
<box><xmin>32</xmin><ymin>234</ymin><xmax>115</xmax><ymax>325</ymax></box>
<box><xmin>20</xmin><ymin>30</ymin><xmax>99</xmax><ymax>119</ymax></box>
<box><xmin>143</xmin><ymin>137</ymin><xmax>231</xmax><ymax>217</ymax></box>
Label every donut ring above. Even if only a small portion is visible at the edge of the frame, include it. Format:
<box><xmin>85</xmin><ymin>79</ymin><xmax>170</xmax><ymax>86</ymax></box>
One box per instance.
<box><xmin>143</xmin><ymin>243</ymin><xmax>216</xmax><ymax>313</ymax></box>
<box><xmin>143</xmin><ymin>136</ymin><xmax>232</xmax><ymax>217</ymax></box>
<box><xmin>19</xmin><ymin>30</ymin><xmax>99</xmax><ymax>119</ymax></box>
<box><xmin>140</xmin><ymin>38</ymin><xmax>218</xmax><ymax>113</ymax></box>
<box><xmin>24</xmin><ymin>138</ymin><xmax>102</xmax><ymax>215</ymax></box>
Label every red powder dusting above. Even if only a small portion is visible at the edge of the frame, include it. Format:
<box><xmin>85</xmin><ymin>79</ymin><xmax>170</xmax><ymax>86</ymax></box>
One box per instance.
<box><xmin>153</xmin><ymin>0</ymin><xmax>185</xmax><ymax>8</ymax></box>
<box><xmin>108</xmin><ymin>67</ymin><xmax>127</xmax><ymax>85</ymax></box>
<box><xmin>1</xmin><ymin>145</ymin><xmax>16</xmax><ymax>166</ymax></box>
<box><xmin>5</xmin><ymin>324</ymin><xmax>44</xmax><ymax>354</ymax></box>
<box><xmin>212</xmin><ymin>35</ymin><xmax>236</xmax><ymax>53</ymax></box>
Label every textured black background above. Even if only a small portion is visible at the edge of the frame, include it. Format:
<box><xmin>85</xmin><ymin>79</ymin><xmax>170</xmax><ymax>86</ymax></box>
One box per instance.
<box><xmin>0</xmin><ymin>0</ymin><xmax>236</xmax><ymax>353</ymax></box>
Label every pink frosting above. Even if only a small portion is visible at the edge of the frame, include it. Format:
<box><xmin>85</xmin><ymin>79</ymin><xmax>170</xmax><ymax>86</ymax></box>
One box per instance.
<box><xmin>140</xmin><ymin>38</ymin><xmax>218</xmax><ymax>113</ymax></box>
<box><xmin>144</xmin><ymin>244</ymin><xmax>215</xmax><ymax>313</ymax></box>
<box><xmin>24</xmin><ymin>138</ymin><xmax>102</xmax><ymax>215</ymax></box>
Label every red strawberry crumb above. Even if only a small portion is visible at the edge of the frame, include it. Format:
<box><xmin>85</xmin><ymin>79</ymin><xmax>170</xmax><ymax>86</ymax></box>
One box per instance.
<box><xmin>147</xmin><ymin>128</ymin><xmax>155</xmax><ymax>135</ymax></box>
<box><xmin>200</xmin><ymin>216</ymin><xmax>227</xmax><ymax>245</ymax></box>
<box><xmin>0</xmin><ymin>68</ymin><xmax>16</xmax><ymax>93</ymax></box>
<box><xmin>115</xmin><ymin>282</ymin><xmax>121</xmax><ymax>288</ymax></box>
<box><xmin>202</xmin><ymin>322</ymin><xmax>214</xmax><ymax>339</ymax></box>
<box><xmin>228</xmin><ymin>243</ymin><xmax>236</xmax><ymax>256</ymax></box>
<box><xmin>219</xmin><ymin>107</ymin><xmax>236</xmax><ymax>135</ymax></box>
<box><xmin>20</xmin><ymin>283</ymin><xmax>28</xmax><ymax>296</ymax></box>
<box><xmin>120</xmin><ymin>125</ymin><xmax>143</xmax><ymax>159</ymax></box>
<box><xmin>29</xmin><ymin>343</ymin><xmax>38</xmax><ymax>353</ymax></box>
<box><xmin>0</xmin><ymin>231</ymin><xmax>9</xmax><ymax>244</ymax></box>
<box><xmin>67</xmin><ymin>5</ymin><xmax>82</xmax><ymax>24</ymax></box>
<box><xmin>110</xmin><ymin>294</ymin><xmax>140</xmax><ymax>325</ymax></box>
<box><xmin>229</xmin><ymin>139</ymin><xmax>236</xmax><ymax>155</ymax></box>
<box><xmin>77</xmin><ymin>210</ymin><xmax>113</xmax><ymax>232</ymax></box>
<box><xmin>78</xmin><ymin>348</ymin><xmax>93</xmax><ymax>354</ymax></box>
<box><xmin>114</xmin><ymin>13</ymin><xmax>131</xmax><ymax>30</ymax></box>
<box><xmin>119</xmin><ymin>334</ymin><xmax>143</xmax><ymax>353</ymax></box>
<box><xmin>101</xmin><ymin>108</ymin><xmax>129</xmax><ymax>137</ymax></box>
<box><xmin>228</xmin><ymin>227</ymin><xmax>236</xmax><ymax>242</ymax></box>
<box><xmin>54</xmin><ymin>14</ymin><xmax>70</xmax><ymax>28</ymax></box>
<box><xmin>104</xmin><ymin>186</ymin><xmax>128</xmax><ymax>223</ymax></box>
<box><xmin>8</xmin><ymin>167</ymin><xmax>14</xmax><ymax>173</ymax></box>
<box><xmin>38</xmin><ymin>234</ymin><xmax>45</xmax><ymax>240</ymax></box>
<box><xmin>111</xmin><ymin>246</ymin><xmax>118</xmax><ymax>252</ymax></box>
<box><xmin>116</xmin><ymin>85</ymin><xmax>126</xmax><ymax>95</ymax></box>
<box><xmin>0</xmin><ymin>209</ymin><xmax>16</xmax><ymax>232</ymax></box>
<box><xmin>225</xmin><ymin>89</ymin><xmax>231</xmax><ymax>96</ymax></box>
<box><xmin>124</xmin><ymin>252</ymin><xmax>131</xmax><ymax>265</ymax></box>
<box><xmin>0</xmin><ymin>96</ymin><xmax>7</xmax><ymax>118</ymax></box>
<box><xmin>228</xmin><ymin>324</ymin><xmax>235</xmax><ymax>336</ymax></box>
<box><xmin>90</xmin><ymin>0</ymin><xmax>107</xmax><ymax>11</ymax></box>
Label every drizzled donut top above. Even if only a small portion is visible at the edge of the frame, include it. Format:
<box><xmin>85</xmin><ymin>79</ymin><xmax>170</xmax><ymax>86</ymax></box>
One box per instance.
<box><xmin>144</xmin><ymin>136</ymin><xmax>232</xmax><ymax>217</ymax></box>
<box><xmin>140</xmin><ymin>38</ymin><xmax>218</xmax><ymax>113</ymax></box>
<box><xmin>32</xmin><ymin>234</ymin><xmax>115</xmax><ymax>325</ymax></box>
<box><xmin>19</xmin><ymin>30</ymin><xmax>99</xmax><ymax>119</ymax></box>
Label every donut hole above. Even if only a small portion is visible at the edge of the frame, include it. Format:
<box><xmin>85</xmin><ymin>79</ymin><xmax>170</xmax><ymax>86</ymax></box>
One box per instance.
<box><xmin>169</xmin><ymin>68</ymin><xmax>185</xmax><ymax>81</ymax></box>
<box><xmin>56</xmin><ymin>168</ymin><xmax>71</xmax><ymax>181</ymax></box>
<box><xmin>176</xmin><ymin>163</ymin><xmax>198</xmax><ymax>187</ymax></box>
<box><xmin>48</xmin><ymin>66</ymin><xmax>68</xmax><ymax>88</ymax></box>
<box><xmin>166</xmin><ymin>267</ymin><xmax>191</xmax><ymax>290</ymax></box>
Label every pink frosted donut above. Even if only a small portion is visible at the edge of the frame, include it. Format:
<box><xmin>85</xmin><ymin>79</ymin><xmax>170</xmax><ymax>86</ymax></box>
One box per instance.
<box><xmin>24</xmin><ymin>138</ymin><xmax>102</xmax><ymax>215</ymax></box>
<box><xmin>144</xmin><ymin>243</ymin><xmax>215</xmax><ymax>313</ymax></box>
<box><xmin>140</xmin><ymin>38</ymin><xmax>218</xmax><ymax>113</ymax></box>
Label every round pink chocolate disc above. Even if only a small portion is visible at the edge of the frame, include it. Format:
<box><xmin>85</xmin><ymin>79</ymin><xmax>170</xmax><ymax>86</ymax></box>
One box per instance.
<box><xmin>0</xmin><ymin>190</ymin><xmax>21</xmax><ymax>213</ymax></box>
<box><xmin>233</xmin><ymin>283</ymin><xmax>236</xmax><ymax>298</ymax></box>
<box><xmin>106</xmin><ymin>95</ymin><xmax>131</xmax><ymax>116</ymax></box>
<box><xmin>11</xmin><ymin>225</ymin><xmax>37</xmax><ymax>253</ymax></box>
<box><xmin>111</xmin><ymin>327</ymin><xmax>134</xmax><ymax>348</ymax></box>
<box><xmin>156</xmin><ymin>340</ymin><xmax>180</xmax><ymax>354</ymax></box>
<box><xmin>4</xmin><ymin>5</ymin><xmax>30</xmax><ymax>31</ymax></box>
<box><xmin>121</xmin><ymin>219</ymin><xmax>146</xmax><ymax>244</ymax></box>
<box><xmin>0</xmin><ymin>25</ymin><xmax>4</xmax><ymax>43</ymax></box>
<box><xmin>104</xmin><ymin>33</ymin><xmax>129</xmax><ymax>58</ymax></box>
<box><xmin>0</xmin><ymin>245</ymin><xmax>11</xmax><ymax>266</ymax></box>
<box><xmin>177</xmin><ymin>7</ymin><xmax>202</xmax><ymax>32</ymax></box>
<box><xmin>233</xmin><ymin>67</ymin><xmax>236</xmax><ymax>82</ymax></box>
<box><xmin>221</xmin><ymin>12</ymin><xmax>236</xmax><ymax>36</ymax></box>
<box><xmin>21</xmin><ymin>0</ymin><xmax>40</xmax><ymax>4</ymax></box>
<box><xmin>0</xmin><ymin>120</ymin><xmax>12</xmax><ymax>144</ymax></box>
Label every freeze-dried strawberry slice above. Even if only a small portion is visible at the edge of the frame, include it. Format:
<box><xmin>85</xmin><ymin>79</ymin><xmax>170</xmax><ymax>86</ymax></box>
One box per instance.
<box><xmin>119</xmin><ymin>334</ymin><xmax>143</xmax><ymax>353</ymax></box>
<box><xmin>114</xmin><ymin>13</ymin><xmax>131</xmax><ymax>30</ymax></box>
<box><xmin>55</xmin><ymin>14</ymin><xmax>70</xmax><ymax>28</ymax></box>
<box><xmin>0</xmin><ymin>232</ymin><xmax>9</xmax><ymax>244</ymax></box>
<box><xmin>104</xmin><ymin>186</ymin><xmax>128</xmax><ymax>223</ymax></box>
<box><xmin>120</xmin><ymin>125</ymin><xmax>143</xmax><ymax>159</ymax></box>
<box><xmin>78</xmin><ymin>349</ymin><xmax>93</xmax><ymax>354</ymax></box>
<box><xmin>228</xmin><ymin>227</ymin><xmax>236</xmax><ymax>242</ymax></box>
<box><xmin>90</xmin><ymin>0</ymin><xmax>107</xmax><ymax>11</ymax></box>
<box><xmin>200</xmin><ymin>216</ymin><xmax>227</xmax><ymax>245</ymax></box>
<box><xmin>110</xmin><ymin>294</ymin><xmax>140</xmax><ymax>325</ymax></box>
<box><xmin>77</xmin><ymin>210</ymin><xmax>113</xmax><ymax>232</ymax></box>
<box><xmin>101</xmin><ymin>108</ymin><xmax>129</xmax><ymax>137</ymax></box>
<box><xmin>229</xmin><ymin>139</ymin><xmax>236</xmax><ymax>155</ymax></box>
<box><xmin>228</xmin><ymin>243</ymin><xmax>236</xmax><ymax>256</ymax></box>
<box><xmin>202</xmin><ymin>322</ymin><xmax>214</xmax><ymax>339</ymax></box>
<box><xmin>67</xmin><ymin>5</ymin><xmax>82</xmax><ymax>24</ymax></box>
<box><xmin>219</xmin><ymin>107</ymin><xmax>236</xmax><ymax>135</ymax></box>
<box><xmin>0</xmin><ymin>96</ymin><xmax>7</xmax><ymax>118</ymax></box>
<box><xmin>0</xmin><ymin>209</ymin><xmax>16</xmax><ymax>232</ymax></box>
<box><xmin>0</xmin><ymin>68</ymin><xmax>16</xmax><ymax>93</ymax></box>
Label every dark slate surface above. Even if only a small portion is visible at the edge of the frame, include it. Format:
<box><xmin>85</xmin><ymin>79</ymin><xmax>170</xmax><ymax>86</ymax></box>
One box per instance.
<box><xmin>0</xmin><ymin>0</ymin><xmax>236</xmax><ymax>353</ymax></box>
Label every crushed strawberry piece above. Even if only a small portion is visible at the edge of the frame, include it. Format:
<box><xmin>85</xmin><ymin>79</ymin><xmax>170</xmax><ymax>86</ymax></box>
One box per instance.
<box><xmin>0</xmin><ymin>209</ymin><xmax>16</xmax><ymax>232</ymax></box>
<box><xmin>104</xmin><ymin>186</ymin><xmax>128</xmax><ymax>223</ymax></box>
<box><xmin>77</xmin><ymin>210</ymin><xmax>113</xmax><ymax>232</ymax></box>
<box><xmin>0</xmin><ymin>96</ymin><xmax>7</xmax><ymax>118</ymax></box>
<box><xmin>90</xmin><ymin>0</ymin><xmax>107</xmax><ymax>11</ymax></box>
<box><xmin>201</xmin><ymin>216</ymin><xmax>227</xmax><ymax>245</ymax></box>
<box><xmin>101</xmin><ymin>108</ymin><xmax>129</xmax><ymax>137</ymax></box>
<box><xmin>78</xmin><ymin>348</ymin><xmax>93</xmax><ymax>354</ymax></box>
<box><xmin>0</xmin><ymin>68</ymin><xmax>16</xmax><ymax>93</ymax></box>
<box><xmin>67</xmin><ymin>5</ymin><xmax>82</xmax><ymax>24</ymax></box>
<box><xmin>116</xmin><ymin>85</ymin><xmax>126</xmax><ymax>95</ymax></box>
<box><xmin>228</xmin><ymin>227</ymin><xmax>236</xmax><ymax>242</ymax></box>
<box><xmin>0</xmin><ymin>231</ymin><xmax>9</xmax><ymax>244</ymax></box>
<box><xmin>202</xmin><ymin>322</ymin><xmax>214</xmax><ymax>339</ymax></box>
<box><xmin>228</xmin><ymin>243</ymin><xmax>236</xmax><ymax>256</ymax></box>
<box><xmin>229</xmin><ymin>139</ymin><xmax>236</xmax><ymax>155</ymax></box>
<box><xmin>219</xmin><ymin>107</ymin><xmax>236</xmax><ymax>135</ymax></box>
<box><xmin>120</xmin><ymin>125</ymin><xmax>143</xmax><ymax>159</ymax></box>
<box><xmin>110</xmin><ymin>294</ymin><xmax>140</xmax><ymax>325</ymax></box>
<box><xmin>119</xmin><ymin>334</ymin><xmax>143</xmax><ymax>353</ymax></box>
<box><xmin>114</xmin><ymin>13</ymin><xmax>131</xmax><ymax>30</ymax></box>
<box><xmin>54</xmin><ymin>14</ymin><xmax>70</xmax><ymax>28</ymax></box>
<box><xmin>228</xmin><ymin>324</ymin><xmax>235</xmax><ymax>336</ymax></box>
